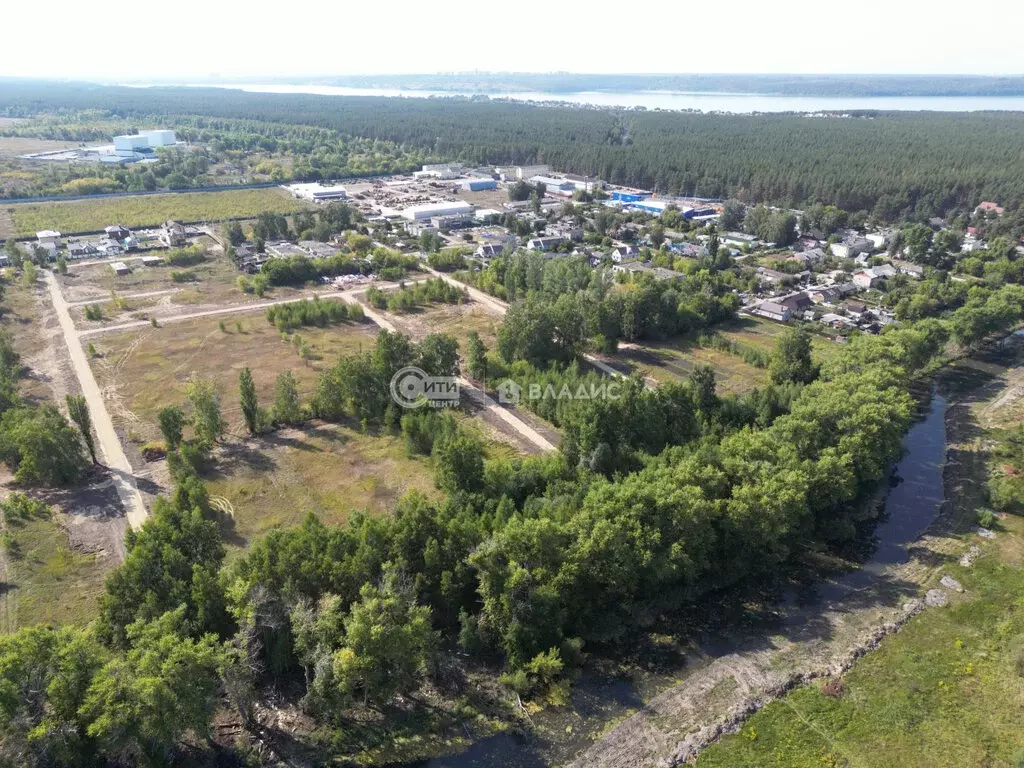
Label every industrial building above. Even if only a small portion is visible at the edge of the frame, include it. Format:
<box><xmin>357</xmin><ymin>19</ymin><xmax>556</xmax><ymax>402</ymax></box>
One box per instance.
<box><xmin>414</xmin><ymin>163</ymin><xmax>464</xmax><ymax>180</ymax></box>
<box><xmin>111</xmin><ymin>130</ymin><xmax>177</xmax><ymax>162</ymax></box>
<box><xmin>631</xmin><ymin>199</ymin><xmax>690</xmax><ymax>216</ymax></box>
<box><xmin>401</xmin><ymin>201</ymin><xmax>474</xmax><ymax>221</ymax></box>
<box><xmin>610</xmin><ymin>190</ymin><xmax>653</xmax><ymax>203</ymax></box>
<box><xmin>287</xmin><ymin>183</ymin><xmax>348</xmax><ymax>203</ymax></box>
<box><xmin>460</xmin><ymin>178</ymin><xmax>497</xmax><ymax>192</ymax></box>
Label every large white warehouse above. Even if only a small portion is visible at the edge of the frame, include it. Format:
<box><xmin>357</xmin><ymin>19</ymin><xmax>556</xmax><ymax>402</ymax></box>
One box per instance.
<box><xmin>112</xmin><ymin>130</ymin><xmax>178</xmax><ymax>158</ymax></box>
<box><xmin>401</xmin><ymin>201</ymin><xmax>474</xmax><ymax>221</ymax></box>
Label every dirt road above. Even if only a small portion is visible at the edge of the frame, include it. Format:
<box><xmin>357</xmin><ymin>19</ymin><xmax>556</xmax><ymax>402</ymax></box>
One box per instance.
<box><xmin>44</xmin><ymin>271</ymin><xmax>148</xmax><ymax>529</ymax></box>
<box><xmin>424</xmin><ymin>266</ymin><xmax>627</xmax><ymax>379</ymax></box>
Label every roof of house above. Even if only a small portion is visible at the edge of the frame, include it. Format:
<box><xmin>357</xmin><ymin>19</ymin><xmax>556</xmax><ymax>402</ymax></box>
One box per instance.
<box><xmin>756</xmin><ymin>301</ymin><xmax>789</xmax><ymax>316</ymax></box>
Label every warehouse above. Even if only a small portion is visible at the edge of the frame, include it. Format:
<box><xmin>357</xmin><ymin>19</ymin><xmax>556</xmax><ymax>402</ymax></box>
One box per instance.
<box><xmin>460</xmin><ymin>178</ymin><xmax>498</xmax><ymax>191</ymax></box>
<box><xmin>632</xmin><ymin>199</ymin><xmax>690</xmax><ymax>215</ymax></box>
<box><xmin>287</xmin><ymin>182</ymin><xmax>348</xmax><ymax>202</ymax></box>
<box><xmin>401</xmin><ymin>201</ymin><xmax>474</xmax><ymax>221</ymax></box>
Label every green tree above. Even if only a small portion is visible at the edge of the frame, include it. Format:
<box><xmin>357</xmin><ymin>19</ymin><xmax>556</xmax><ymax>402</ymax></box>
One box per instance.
<box><xmin>185</xmin><ymin>375</ymin><xmax>225</xmax><ymax>447</ymax></box>
<box><xmin>55</xmin><ymin>255</ymin><xmax>68</xmax><ymax>275</ymax></box>
<box><xmin>157</xmin><ymin>406</ymin><xmax>186</xmax><ymax>450</ymax></box>
<box><xmin>83</xmin><ymin>607</ymin><xmax>226</xmax><ymax>767</ymax></box>
<box><xmin>466</xmin><ymin>331</ymin><xmax>488</xmax><ymax>381</ymax></box>
<box><xmin>273</xmin><ymin>370</ymin><xmax>301</xmax><ymax>425</ymax></box>
<box><xmin>418</xmin><ymin>333</ymin><xmax>459</xmax><ymax>378</ymax></box>
<box><xmin>434</xmin><ymin>432</ymin><xmax>484</xmax><ymax>494</ymax></box>
<box><xmin>65</xmin><ymin>393</ymin><xmax>97</xmax><ymax>464</ymax></box>
<box><xmin>0</xmin><ymin>405</ymin><xmax>86</xmax><ymax>486</ymax></box>
<box><xmin>238</xmin><ymin>367</ymin><xmax>258</xmax><ymax>435</ymax></box>
<box><xmin>21</xmin><ymin>261</ymin><xmax>36</xmax><ymax>289</ymax></box>
<box><xmin>769</xmin><ymin>326</ymin><xmax>819</xmax><ymax>384</ymax></box>
<box><xmin>0</xmin><ymin>625</ymin><xmax>106</xmax><ymax>766</ymax></box>
<box><xmin>332</xmin><ymin>566</ymin><xmax>437</xmax><ymax>706</ymax></box>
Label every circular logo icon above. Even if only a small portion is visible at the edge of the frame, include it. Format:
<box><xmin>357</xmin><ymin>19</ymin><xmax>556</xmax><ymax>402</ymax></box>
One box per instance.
<box><xmin>390</xmin><ymin>366</ymin><xmax>428</xmax><ymax>408</ymax></box>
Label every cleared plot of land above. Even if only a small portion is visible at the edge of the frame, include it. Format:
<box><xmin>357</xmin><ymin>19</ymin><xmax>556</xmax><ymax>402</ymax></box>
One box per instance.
<box><xmin>2</xmin><ymin>187</ymin><xmax>312</xmax><ymax>237</ymax></box>
<box><xmin>386</xmin><ymin>300</ymin><xmax>501</xmax><ymax>350</ymax></box>
<box><xmin>612</xmin><ymin>341</ymin><xmax>768</xmax><ymax>393</ymax></box>
<box><xmin>2</xmin><ymin>510</ymin><xmax>111</xmax><ymax>630</ymax></box>
<box><xmin>721</xmin><ymin>315</ymin><xmax>843</xmax><ymax>365</ymax></box>
<box><xmin>0</xmin><ymin>136</ymin><xmax>78</xmax><ymax>158</ymax></box>
<box><xmin>205</xmin><ymin>424</ymin><xmax>441</xmax><ymax>545</ymax></box>
<box><xmin>90</xmin><ymin>313</ymin><xmax>379</xmax><ymax>441</ymax></box>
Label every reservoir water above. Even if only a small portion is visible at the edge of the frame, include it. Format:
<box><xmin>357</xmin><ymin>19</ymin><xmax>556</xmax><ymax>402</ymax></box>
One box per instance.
<box><xmin>171</xmin><ymin>83</ymin><xmax>1024</xmax><ymax>113</ymax></box>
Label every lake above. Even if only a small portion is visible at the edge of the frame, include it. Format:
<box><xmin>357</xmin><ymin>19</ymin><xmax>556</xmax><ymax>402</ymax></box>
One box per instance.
<box><xmin>174</xmin><ymin>83</ymin><xmax>1024</xmax><ymax>113</ymax></box>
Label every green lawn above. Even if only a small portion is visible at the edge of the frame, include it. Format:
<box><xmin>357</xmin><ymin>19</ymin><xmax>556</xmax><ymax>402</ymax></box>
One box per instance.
<box><xmin>3</xmin><ymin>515</ymin><xmax>108</xmax><ymax>630</ymax></box>
<box><xmin>698</xmin><ymin>519</ymin><xmax>1024</xmax><ymax>768</ymax></box>
<box><xmin>4</xmin><ymin>187</ymin><xmax>312</xmax><ymax>237</ymax></box>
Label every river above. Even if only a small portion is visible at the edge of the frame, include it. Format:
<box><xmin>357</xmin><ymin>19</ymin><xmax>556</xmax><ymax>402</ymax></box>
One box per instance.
<box><xmin>166</xmin><ymin>83</ymin><xmax>1024</xmax><ymax>113</ymax></box>
<box><xmin>394</xmin><ymin>390</ymin><xmax>949</xmax><ymax>767</ymax></box>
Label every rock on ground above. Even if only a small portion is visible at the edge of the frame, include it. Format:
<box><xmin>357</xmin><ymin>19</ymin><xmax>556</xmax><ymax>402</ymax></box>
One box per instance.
<box><xmin>925</xmin><ymin>589</ymin><xmax>949</xmax><ymax>608</ymax></box>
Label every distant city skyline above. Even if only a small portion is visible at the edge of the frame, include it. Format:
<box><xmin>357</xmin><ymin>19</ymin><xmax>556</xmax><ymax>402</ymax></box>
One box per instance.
<box><xmin>3</xmin><ymin>0</ymin><xmax>1024</xmax><ymax>81</ymax></box>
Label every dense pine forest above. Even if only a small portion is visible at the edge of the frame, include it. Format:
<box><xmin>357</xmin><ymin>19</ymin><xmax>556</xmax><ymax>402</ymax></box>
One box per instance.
<box><xmin>2</xmin><ymin>82</ymin><xmax>1024</xmax><ymax>219</ymax></box>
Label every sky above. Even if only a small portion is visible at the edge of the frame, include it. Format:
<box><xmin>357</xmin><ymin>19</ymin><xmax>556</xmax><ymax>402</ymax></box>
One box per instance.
<box><xmin>3</xmin><ymin>0</ymin><xmax>1023</xmax><ymax>80</ymax></box>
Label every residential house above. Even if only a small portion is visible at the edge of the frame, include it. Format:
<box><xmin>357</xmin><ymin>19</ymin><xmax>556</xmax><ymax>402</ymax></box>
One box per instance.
<box><xmin>974</xmin><ymin>201</ymin><xmax>1005</xmax><ymax>216</ymax></box>
<box><xmin>820</xmin><ymin>313</ymin><xmax>854</xmax><ymax>329</ymax></box>
<box><xmin>105</xmin><ymin>224</ymin><xmax>131</xmax><ymax>241</ymax></box>
<box><xmin>612</xmin><ymin>244</ymin><xmax>641</xmax><ymax>261</ymax></box>
<box><xmin>752</xmin><ymin>301</ymin><xmax>791</xmax><ymax>322</ymax></box>
<box><xmin>809</xmin><ymin>286</ymin><xmax>841</xmax><ymax>304</ymax></box>
<box><xmin>96</xmin><ymin>239</ymin><xmax>123</xmax><ymax>257</ymax></box>
<box><xmin>722</xmin><ymin>231</ymin><xmax>757</xmax><ymax>247</ymax></box>
<box><xmin>865</xmin><ymin>232</ymin><xmax>889</xmax><ymax>250</ymax></box>
<box><xmin>757</xmin><ymin>267</ymin><xmax>794</xmax><ymax>287</ymax></box>
<box><xmin>852</xmin><ymin>270</ymin><xmax>879</xmax><ymax>289</ymax></box>
<box><xmin>871</xmin><ymin>263</ymin><xmax>897</xmax><ymax>279</ymax></box>
<box><xmin>474</xmin><ymin>243</ymin><xmax>505</xmax><ymax>262</ymax></box>
<box><xmin>67</xmin><ymin>241</ymin><xmax>98</xmax><ymax>260</ymax></box>
<box><xmin>779</xmin><ymin>292</ymin><xmax>812</xmax><ymax>314</ymax></box>
<box><xmin>299</xmin><ymin>241</ymin><xmax>341</xmax><ymax>259</ymax></box>
<box><xmin>36</xmin><ymin>230</ymin><xmax>61</xmax><ymax>249</ymax></box>
<box><xmin>650</xmin><ymin>267</ymin><xmax>681</xmax><ymax>281</ymax></box>
<box><xmin>266</xmin><ymin>241</ymin><xmax>308</xmax><ymax>259</ymax></box>
<box><xmin>790</xmin><ymin>247</ymin><xmax>827</xmax><ymax>266</ymax></box>
<box><xmin>526</xmin><ymin>236</ymin><xmax>566</xmax><ymax>252</ymax></box>
<box><xmin>831</xmin><ymin>236</ymin><xmax>873</xmax><ymax>260</ymax></box>
<box><xmin>159</xmin><ymin>220</ymin><xmax>187</xmax><ymax>248</ymax></box>
<box><xmin>612</xmin><ymin>261</ymin><xmax>649</xmax><ymax>276</ymax></box>
<box><xmin>843</xmin><ymin>300</ymin><xmax>869</xmax><ymax>319</ymax></box>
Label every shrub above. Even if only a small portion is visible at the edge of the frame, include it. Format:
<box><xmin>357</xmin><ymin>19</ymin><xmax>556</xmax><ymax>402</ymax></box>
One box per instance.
<box><xmin>140</xmin><ymin>441</ymin><xmax>168</xmax><ymax>461</ymax></box>
<box><xmin>0</xmin><ymin>492</ymin><xmax>51</xmax><ymax>523</ymax></box>
<box><xmin>170</xmin><ymin>270</ymin><xmax>198</xmax><ymax>283</ymax></box>
<box><xmin>84</xmin><ymin>304</ymin><xmax>103</xmax><ymax>321</ymax></box>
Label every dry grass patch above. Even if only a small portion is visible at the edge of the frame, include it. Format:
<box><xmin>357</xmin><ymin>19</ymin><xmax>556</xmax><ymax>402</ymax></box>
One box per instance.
<box><xmin>90</xmin><ymin>314</ymin><xmax>378</xmax><ymax>441</ymax></box>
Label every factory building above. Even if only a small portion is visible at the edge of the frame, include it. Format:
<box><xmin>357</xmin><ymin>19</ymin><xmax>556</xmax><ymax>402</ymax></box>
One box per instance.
<box><xmin>111</xmin><ymin>130</ymin><xmax>178</xmax><ymax>162</ymax></box>
<box><xmin>460</xmin><ymin>178</ymin><xmax>497</xmax><ymax>192</ymax></box>
<box><xmin>287</xmin><ymin>183</ymin><xmax>348</xmax><ymax>202</ymax></box>
<box><xmin>611</xmin><ymin>189</ymin><xmax>653</xmax><ymax>203</ymax></box>
<box><xmin>401</xmin><ymin>201</ymin><xmax>474</xmax><ymax>221</ymax></box>
<box><xmin>414</xmin><ymin>163</ymin><xmax>464</xmax><ymax>180</ymax></box>
<box><xmin>632</xmin><ymin>199</ymin><xmax>691</xmax><ymax>216</ymax></box>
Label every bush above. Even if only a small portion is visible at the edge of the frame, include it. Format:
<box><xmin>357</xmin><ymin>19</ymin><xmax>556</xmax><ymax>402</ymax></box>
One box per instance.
<box><xmin>170</xmin><ymin>270</ymin><xmax>198</xmax><ymax>283</ymax></box>
<box><xmin>163</xmin><ymin>245</ymin><xmax>207</xmax><ymax>267</ymax></box>
<box><xmin>0</xmin><ymin>492</ymin><xmax>51</xmax><ymax>523</ymax></box>
<box><xmin>265</xmin><ymin>298</ymin><xmax>359</xmax><ymax>331</ymax></box>
<box><xmin>140</xmin><ymin>441</ymin><xmax>168</xmax><ymax>461</ymax></box>
<box><xmin>84</xmin><ymin>304</ymin><xmax>103</xmax><ymax>321</ymax></box>
<box><xmin>821</xmin><ymin>677</ymin><xmax>846</xmax><ymax>698</ymax></box>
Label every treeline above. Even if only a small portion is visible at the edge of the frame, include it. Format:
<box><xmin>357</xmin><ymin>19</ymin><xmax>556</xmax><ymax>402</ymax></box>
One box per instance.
<box><xmin>467</xmin><ymin>253</ymin><xmax>739</xmax><ymax>361</ymax></box>
<box><xmin>365</xmin><ymin>277</ymin><xmax>465</xmax><ymax>313</ymax></box>
<box><xmin>265</xmin><ymin>297</ymin><xmax>363</xmax><ymax>332</ymax></box>
<box><xmin>3</xmin><ymin>82</ymin><xmax>1023</xmax><ymax>218</ymax></box>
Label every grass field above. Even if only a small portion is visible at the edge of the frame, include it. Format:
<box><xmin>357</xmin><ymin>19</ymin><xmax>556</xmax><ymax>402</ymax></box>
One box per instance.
<box><xmin>697</xmin><ymin>521</ymin><xmax>1024</xmax><ymax>768</ymax></box>
<box><xmin>612</xmin><ymin>340</ymin><xmax>768</xmax><ymax>393</ymax></box>
<box><xmin>697</xmin><ymin>356</ymin><xmax>1024</xmax><ymax>768</ymax></box>
<box><xmin>2</xmin><ymin>187</ymin><xmax>312</xmax><ymax>237</ymax></box>
<box><xmin>388</xmin><ymin>300</ymin><xmax>501</xmax><ymax>350</ymax></box>
<box><xmin>204</xmin><ymin>423</ymin><xmax>441</xmax><ymax>546</ymax></box>
<box><xmin>2</xmin><ymin>514</ymin><xmax>108</xmax><ymax>630</ymax></box>
<box><xmin>90</xmin><ymin>313</ymin><xmax>380</xmax><ymax>441</ymax></box>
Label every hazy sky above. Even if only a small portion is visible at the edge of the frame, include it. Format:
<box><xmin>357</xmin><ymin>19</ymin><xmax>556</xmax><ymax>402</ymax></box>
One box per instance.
<box><xmin>4</xmin><ymin>0</ymin><xmax>1023</xmax><ymax>80</ymax></box>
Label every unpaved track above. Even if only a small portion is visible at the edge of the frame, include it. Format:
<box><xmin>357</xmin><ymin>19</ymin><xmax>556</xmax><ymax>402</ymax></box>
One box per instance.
<box><xmin>424</xmin><ymin>266</ymin><xmax>626</xmax><ymax>379</ymax></box>
<box><xmin>44</xmin><ymin>271</ymin><xmax>148</xmax><ymax>529</ymax></box>
<box><xmin>66</xmin><ymin>288</ymin><xmax>181</xmax><ymax>308</ymax></box>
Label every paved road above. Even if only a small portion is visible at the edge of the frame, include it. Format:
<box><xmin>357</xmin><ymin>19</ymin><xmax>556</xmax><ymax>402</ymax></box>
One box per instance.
<box><xmin>44</xmin><ymin>271</ymin><xmax>149</xmax><ymax>529</ymax></box>
<box><xmin>341</xmin><ymin>292</ymin><xmax>557</xmax><ymax>454</ymax></box>
<box><xmin>424</xmin><ymin>266</ymin><xmax>627</xmax><ymax>380</ymax></box>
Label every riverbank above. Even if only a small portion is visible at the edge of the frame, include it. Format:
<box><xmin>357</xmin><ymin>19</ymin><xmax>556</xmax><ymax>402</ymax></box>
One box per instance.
<box><xmin>693</xmin><ymin>350</ymin><xmax>1024</xmax><ymax>766</ymax></box>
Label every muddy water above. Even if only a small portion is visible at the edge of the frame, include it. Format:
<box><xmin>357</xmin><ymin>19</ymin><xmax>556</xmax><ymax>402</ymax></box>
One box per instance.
<box><xmin>398</xmin><ymin>391</ymin><xmax>949</xmax><ymax>767</ymax></box>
